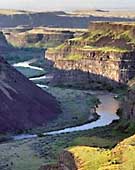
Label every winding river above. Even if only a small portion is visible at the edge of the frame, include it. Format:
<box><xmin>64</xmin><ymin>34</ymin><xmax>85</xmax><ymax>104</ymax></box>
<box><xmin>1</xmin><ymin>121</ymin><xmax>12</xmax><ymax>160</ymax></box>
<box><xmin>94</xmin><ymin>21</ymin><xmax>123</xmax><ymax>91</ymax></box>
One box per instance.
<box><xmin>12</xmin><ymin>60</ymin><xmax>120</xmax><ymax>140</ymax></box>
<box><xmin>13</xmin><ymin>59</ymin><xmax>44</xmax><ymax>71</ymax></box>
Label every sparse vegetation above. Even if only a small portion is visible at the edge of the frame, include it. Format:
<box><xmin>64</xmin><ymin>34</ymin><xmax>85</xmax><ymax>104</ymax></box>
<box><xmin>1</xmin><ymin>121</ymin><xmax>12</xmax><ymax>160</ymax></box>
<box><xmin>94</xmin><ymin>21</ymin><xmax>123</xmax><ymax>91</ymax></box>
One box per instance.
<box><xmin>29</xmin><ymin>87</ymin><xmax>100</xmax><ymax>133</ymax></box>
<box><xmin>0</xmin><ymin>120</ymin><xmax>135</xmax><ymax>170</ymax></box>
<box><xmin>83</xmin><ymin>45</ymin><xmax>128</xmax><ymax>52</ymax></box>
<box><xmin>66</xmin><ymin>54</ymin><xmax>85</xmax><ymax>60</ymax></box>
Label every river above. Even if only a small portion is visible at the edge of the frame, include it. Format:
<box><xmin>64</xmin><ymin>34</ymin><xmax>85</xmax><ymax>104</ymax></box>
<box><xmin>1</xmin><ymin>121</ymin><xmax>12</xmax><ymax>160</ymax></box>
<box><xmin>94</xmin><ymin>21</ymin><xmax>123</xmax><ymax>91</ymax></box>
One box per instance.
<box><xmin>12</xmin><ymin>60</ymin><xmax>120</xmax><ymax>140</ymax></box>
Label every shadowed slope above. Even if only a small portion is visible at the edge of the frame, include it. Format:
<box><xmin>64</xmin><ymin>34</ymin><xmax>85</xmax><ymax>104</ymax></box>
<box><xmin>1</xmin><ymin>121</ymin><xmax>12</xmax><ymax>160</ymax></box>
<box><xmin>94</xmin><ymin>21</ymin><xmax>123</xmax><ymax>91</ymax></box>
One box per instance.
<box><xmin>0</xmin><ymin>57</ymin><xmax>60</xmax><ymax>132</ymax></box>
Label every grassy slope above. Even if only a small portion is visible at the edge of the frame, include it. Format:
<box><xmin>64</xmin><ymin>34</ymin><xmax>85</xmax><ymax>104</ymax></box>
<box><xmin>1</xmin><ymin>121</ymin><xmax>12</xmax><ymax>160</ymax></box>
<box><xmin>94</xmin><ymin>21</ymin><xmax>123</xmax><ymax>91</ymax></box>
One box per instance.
<box><xmin>68</xmin><ymin>81</ymin><xmax>135</xmax><ymax>170</ymax></box>
<box><xmin>69</xmin><ymin>134</ymin><xmax>135</xmax><ymax>170</ymax></box>
<box><xmin>48</xmin><ymin>24</ymin><xmax>135</xmax><ymax>60</ymax></box>
<box><xmin>28</xmin><ymin>87</ymin><xmax>99</xmax><ymax>133</ymax></box>
<box><xmin>0</xmin><ymin>120</ymin><xmax>134</xmax><ymax>170</ymax></box>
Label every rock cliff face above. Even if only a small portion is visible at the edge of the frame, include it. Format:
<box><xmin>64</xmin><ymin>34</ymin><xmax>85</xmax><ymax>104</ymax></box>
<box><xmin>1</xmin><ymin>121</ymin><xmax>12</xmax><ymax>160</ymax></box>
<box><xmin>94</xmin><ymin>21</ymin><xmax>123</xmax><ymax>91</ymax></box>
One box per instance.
<box><xmin>46</xmin><ymin>22</ymin><xmax>135</xmax><ymax>89</ymax></box>
<box><xmin>122</xmin><ymin>79</ymin><xmax>135</xmax><ymax>120</ymax></box>
<box><xmin>0</xmin><ymin>56</ymin><xmax>60</xmax><ymax>133</ymax></box>
<box><xmin>39</xmin><ymin>150</ymin><xmax>77</xmax><ymax>170</ymax></box>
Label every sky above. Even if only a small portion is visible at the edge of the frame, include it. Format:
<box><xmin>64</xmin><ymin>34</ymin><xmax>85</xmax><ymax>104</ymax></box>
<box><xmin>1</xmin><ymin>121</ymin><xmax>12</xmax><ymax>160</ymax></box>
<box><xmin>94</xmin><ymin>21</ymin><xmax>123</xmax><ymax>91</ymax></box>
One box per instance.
<box><xmin>0</xmin><ymin>0</ymin><xmax>135</xmax><ymax>11</ymax></box>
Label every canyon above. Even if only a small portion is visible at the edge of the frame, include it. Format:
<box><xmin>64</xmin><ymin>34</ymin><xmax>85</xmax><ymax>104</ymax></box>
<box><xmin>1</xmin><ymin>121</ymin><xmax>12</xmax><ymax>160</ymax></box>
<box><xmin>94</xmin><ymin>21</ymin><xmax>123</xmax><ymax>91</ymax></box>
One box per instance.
<box><xmin>0</xmin><ymin>17</ymin><xmax>135</xmax><ymax>170</ymax></box>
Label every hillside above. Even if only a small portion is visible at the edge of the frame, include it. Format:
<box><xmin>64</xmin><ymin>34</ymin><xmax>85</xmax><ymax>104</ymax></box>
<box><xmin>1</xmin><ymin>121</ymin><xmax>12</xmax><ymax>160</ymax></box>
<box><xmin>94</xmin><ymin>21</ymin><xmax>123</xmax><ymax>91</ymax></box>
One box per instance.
<box><xmin>121</xmin><ymin>77</ymin><xmax>135</xmax><ymax>120</ymax></box>
<box><xmin>38</xmin><ymin>131</ymin><xmax>135</xmax><ymax>170</ymax></box>
<box><xmin>0</xmin><ymin>56</ymin><xmax>60</xmax><ymax>133</ymax></box>
<box><xmin>67</xmin><ymin>134</ymin><xmax>135</xmax><ymax>170</ymax></box>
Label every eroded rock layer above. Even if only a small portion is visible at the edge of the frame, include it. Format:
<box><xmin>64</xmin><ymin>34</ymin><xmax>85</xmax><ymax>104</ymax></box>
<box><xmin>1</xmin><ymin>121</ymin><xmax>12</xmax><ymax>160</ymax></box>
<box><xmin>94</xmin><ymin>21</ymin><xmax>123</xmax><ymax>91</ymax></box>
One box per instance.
<box><xmin>46</xmin><ymin>22</ymin><xmax>135</xmax><ymax>89</ymax></box>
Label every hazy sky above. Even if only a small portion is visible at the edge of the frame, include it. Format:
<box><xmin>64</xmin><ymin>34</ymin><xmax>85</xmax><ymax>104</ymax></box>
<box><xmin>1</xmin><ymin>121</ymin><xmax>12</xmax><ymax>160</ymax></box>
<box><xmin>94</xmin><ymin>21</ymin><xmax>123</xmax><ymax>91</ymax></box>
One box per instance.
<box><xmin>0</xmin><ymin>0</ymin><xmax>135</xmax><ymax>11</ymax></box>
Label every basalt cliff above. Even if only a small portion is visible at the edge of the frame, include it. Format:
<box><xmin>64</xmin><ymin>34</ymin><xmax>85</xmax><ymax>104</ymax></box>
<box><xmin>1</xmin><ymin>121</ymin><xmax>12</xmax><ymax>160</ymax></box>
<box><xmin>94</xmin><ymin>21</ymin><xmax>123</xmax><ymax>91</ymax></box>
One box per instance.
<box><xmin>4</xmin><ymin>27</ymin><xmax>84</xmax><ymax>48</ymax></box>
<box><xmin>46</xmin><ymin>22</ymin><xmax>135</xmax><ymax>90</ymax></box>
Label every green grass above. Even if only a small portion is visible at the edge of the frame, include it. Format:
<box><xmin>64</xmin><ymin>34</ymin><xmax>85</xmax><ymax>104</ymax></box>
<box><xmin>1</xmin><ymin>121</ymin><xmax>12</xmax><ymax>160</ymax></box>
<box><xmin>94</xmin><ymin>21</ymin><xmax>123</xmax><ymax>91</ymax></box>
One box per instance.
<box><xmin>69</xmin><ymin>146</ymin><xmax>111</xmax><ymax>170</ymax></box>
<box><xmin>48</xmin><ymin>43</ymin><xmax>66</xmax><ymax>52</ymax></box>
<box><xmin>47</xmin><ymin>27</ymin><xmax>133</xmax><ymax>62</ymax></box>
<box><xmin>66</xmin><ymin>54</ymin><xmax>85</xmax><ymax>60</ymax></box>
<box><xmin>68</xmin><ymin>134</ymin><xmax>135</xmax><ymax>170</ymax></box>
<box><xmin>0</xmin><ymin>140</ymin><xmax>46</xmax><ymax>170</ymax></box>
<box><xmin>0</xmin><ymin>119</ymin><xmax>134</xmax><ymax>170</ymax></box>
<box><xmin>83</xmin><ymin>46</ymin><xmax>129</xmax><ymax>52</ymax></box>
<box><xmin>71</xmin><ymin>136</ymin><xmax>115</xmax><ymax>148</ymax></box>
<box><xmin>30</xmin><ymin>87</ymin><xmax>99</xmax><ymax>133</ymax></box>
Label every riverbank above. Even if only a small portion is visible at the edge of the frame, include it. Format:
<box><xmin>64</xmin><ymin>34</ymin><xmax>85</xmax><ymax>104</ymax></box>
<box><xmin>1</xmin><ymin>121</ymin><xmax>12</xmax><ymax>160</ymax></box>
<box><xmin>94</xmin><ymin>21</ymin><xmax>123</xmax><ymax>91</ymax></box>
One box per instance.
<box><xmin>0</xmin><ymin>58</ymin><xmax>123</xmax><ymax>170</ymax></box>
<box><xmin>0</xmin><ymin>119</ymin><xmax>134</xmax><ymax>170</ymax></box>
<box><xmin>0</xmin><ymin>87</ymin><xmax>100</xmax><ymax>142</ymax></box>
<box><xmin>11</xmin><ymin>59</ymin><xmax>120</xmax><ymax>135</ymax></box>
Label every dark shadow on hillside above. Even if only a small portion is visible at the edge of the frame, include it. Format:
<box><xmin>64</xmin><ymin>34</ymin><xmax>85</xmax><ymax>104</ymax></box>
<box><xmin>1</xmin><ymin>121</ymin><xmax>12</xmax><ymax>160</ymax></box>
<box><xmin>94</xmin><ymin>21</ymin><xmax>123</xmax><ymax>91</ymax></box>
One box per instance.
<box><xmin>46</xmin><ymin>61</ymin><xmax>127</xmax><ymax>91</ymax></box>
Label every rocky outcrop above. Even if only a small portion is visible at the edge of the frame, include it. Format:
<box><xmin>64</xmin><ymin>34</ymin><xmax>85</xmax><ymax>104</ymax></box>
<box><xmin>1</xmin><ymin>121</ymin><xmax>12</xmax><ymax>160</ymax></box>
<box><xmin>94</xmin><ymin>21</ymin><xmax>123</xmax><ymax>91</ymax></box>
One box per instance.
<box><xmin>89</xmin><ymin>22</ymin><xmax>135</xmax><ymax>33</ymax></box>
<box><xmin>122</xmin><ymin>89</ymin><xmax>135</xmax><ymax>120</ymax></box>
<box><xmin>0</xmin><ymin>56</ymin><xmax>60</xmax><ymax>133</ymax></box>
<box><xmin>46</xmin><ymin>22</ymin><xmax>135</xmax><ymax>89</ymax></box>
<box><xmin>121</xmin><ymin>78</ymin><xmax>135</xmax><ymax>120</ymax></box>
<box><xmin>39</xmin><ymin>150</ymin><xmax>77</xmax><ymax>170</ymax></box>
<box><xmin>47</xmin><ymin>50</ymin><xmax>135</xmax><ymax>84</ymax></box>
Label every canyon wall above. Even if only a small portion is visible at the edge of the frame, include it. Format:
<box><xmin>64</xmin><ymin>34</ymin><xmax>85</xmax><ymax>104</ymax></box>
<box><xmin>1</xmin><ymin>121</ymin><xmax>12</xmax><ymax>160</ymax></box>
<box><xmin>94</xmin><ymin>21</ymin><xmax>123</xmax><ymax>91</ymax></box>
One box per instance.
<box><xmin>121</xmin><ymin>78</ymin><xmax>135</xmax><ymax>120</ymax></box>
<box><xmin>89</xmin><ymin>22</ymin><xmax>135</xmax><ymax>33</ymax></box>
<box><xmin>122</xmin><ymin>89</ymin><xmax>135</xmax><ymax>120</ymax></box>
<box><xmin>46</xmin><ymin>48</ymin><xmax>135</xmax><ymax>90</ymax></box>
<box><xmin>46</xmin><ymin>22</ymin><xmax>135</xmax><ymax>89</ymax></box>
<box><xmin>5</xmin><ymin>29</ymin><xmax>75</xmax><ymax>48</ymax></box>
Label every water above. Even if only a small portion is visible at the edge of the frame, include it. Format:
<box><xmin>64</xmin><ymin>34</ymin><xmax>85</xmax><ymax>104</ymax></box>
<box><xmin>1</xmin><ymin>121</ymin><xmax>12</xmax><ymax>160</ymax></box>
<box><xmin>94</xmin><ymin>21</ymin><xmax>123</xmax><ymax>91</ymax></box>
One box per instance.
<box><xmin>13</xmin><ymin>59</ymin><xmax>44</xmax><ymax>71</ymax></box>
<box><xmin>44</xmin><ymin>93</ymin><xmax>119</xmax><ymax>135</ymax></box>
<box><xmin>30</xmin><ymin>75</ymin><xmax>53</xmax><ymax>81</ymax></box>
<box><xmin>13</xmin><ymin>60</ymin><xmax>120</xmax><ymax>140</ymax></box>
<box><xmin>13</xmin><ymin>92</ymin><xmax>119</xmax><ymax>140</ymax></box>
